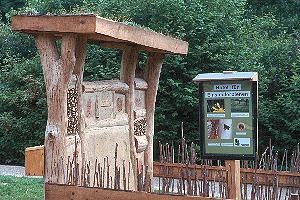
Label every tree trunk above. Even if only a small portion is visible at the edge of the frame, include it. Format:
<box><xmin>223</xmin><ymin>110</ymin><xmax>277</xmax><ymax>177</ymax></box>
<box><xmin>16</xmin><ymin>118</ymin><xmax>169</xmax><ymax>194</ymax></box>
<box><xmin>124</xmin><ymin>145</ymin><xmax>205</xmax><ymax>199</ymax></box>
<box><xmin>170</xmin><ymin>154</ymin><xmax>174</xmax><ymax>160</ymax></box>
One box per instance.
<box><xmin>120</xmin><ymin>46</ymin><xmax>139</xmax><ymax>190</ymax></box>
<box><xmin>143</xmin><ymin>52</ymin><xmax>165</xmax><ymax>191</ymax></box>
<box><xmin>73</xmin><ymin>36</ymin><xmax>88</xmax><ymax>183</ymax></box>
<box><xmin>36</xmin><ymin>33</ymin><xmax>87</xmax><ymax>184</ymax></box>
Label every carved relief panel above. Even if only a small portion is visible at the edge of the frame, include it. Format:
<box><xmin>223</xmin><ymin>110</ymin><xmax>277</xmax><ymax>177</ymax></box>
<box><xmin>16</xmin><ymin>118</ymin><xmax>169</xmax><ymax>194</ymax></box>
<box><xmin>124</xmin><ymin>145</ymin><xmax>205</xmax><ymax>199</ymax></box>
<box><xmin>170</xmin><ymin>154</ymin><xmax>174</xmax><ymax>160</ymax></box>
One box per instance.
<box><xmin>115</xmin><ymin>93</ymin><xmax>126</xmax><ymax>115</ymax></box>
<box><xmin>83</xmin><ymin>93</ymin><xmax>96</xmax><ymax>121</ymax></box>
<box><xmin>97</xmin><ymin>91</ymin><xmax>114</xmax><ymax>120</ymax></box>
<box><xmin>82</xmin><ymin>80</ymin><xmax>129</xmax><ymax>125</ymax></box>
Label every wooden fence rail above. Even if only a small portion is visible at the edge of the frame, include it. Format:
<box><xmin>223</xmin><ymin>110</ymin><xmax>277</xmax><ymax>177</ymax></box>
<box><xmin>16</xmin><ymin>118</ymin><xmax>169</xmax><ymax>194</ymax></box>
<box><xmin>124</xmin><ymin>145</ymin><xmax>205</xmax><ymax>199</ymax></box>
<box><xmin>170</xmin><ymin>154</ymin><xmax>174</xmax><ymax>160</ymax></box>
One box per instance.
<box><xmin>153</xmin><ymin>162</ymin><xmax>300</xmax><ymax>187</ymax></box>
<box><xmin>25</xmin><ymin>146</ymin><xmax>300</xmax><ymax>188</ymax></box>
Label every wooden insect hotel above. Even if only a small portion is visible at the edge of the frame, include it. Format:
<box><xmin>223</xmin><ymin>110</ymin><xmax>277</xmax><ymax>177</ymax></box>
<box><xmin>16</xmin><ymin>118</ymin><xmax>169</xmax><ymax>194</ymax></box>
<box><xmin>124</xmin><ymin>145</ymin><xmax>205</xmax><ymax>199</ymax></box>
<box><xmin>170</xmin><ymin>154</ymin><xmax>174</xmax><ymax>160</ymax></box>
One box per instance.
<box><xmin>12</xmin><ymin>14</ymin><xmax>189</xmax><ymax>199</ymax></box>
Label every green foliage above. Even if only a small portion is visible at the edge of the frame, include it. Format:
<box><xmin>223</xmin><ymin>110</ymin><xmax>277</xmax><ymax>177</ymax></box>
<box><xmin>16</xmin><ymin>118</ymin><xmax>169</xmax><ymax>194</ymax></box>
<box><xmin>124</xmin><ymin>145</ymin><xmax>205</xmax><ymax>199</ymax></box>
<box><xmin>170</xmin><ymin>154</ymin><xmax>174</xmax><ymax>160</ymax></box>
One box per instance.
<box><xmin>0</xmin><ymin>0</ymin><xmax>26</xmax><ymax>22</ymax></box>
<box><xmin>0</xmin><ymin>53</ymin><xmax>46</xmax><ymax>164</ymax></box>
<box><xmin>84</xmin><ymin>45</ymin><xmax>121</xmax><ymax>81</ymax></box>
<box><xmin>0</xmin><ymin>0</ymin><xmax>299</xmax><ymax>164</ymax></box>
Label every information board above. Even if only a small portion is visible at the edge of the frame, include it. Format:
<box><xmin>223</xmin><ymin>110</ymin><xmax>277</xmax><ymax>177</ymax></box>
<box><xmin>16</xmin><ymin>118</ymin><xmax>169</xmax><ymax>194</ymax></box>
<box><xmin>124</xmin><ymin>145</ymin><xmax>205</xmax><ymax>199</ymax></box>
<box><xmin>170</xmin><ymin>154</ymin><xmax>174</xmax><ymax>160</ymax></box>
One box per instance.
<box><xmin>198</xmin><ymin>80</ymin><xmax>257</xmax><ymax>160</ymax></box>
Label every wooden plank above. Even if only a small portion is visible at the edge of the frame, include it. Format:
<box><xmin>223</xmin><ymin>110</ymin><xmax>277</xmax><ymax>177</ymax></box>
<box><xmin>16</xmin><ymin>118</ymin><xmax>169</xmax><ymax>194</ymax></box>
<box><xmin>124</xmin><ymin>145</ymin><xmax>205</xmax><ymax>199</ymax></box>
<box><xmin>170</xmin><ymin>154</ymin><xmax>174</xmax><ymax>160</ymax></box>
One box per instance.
<box><xmin>12</xmin><ymin>15</ymin><xmax>188</xmax><ymax>55</ymax></box>
<box><xmin>25</xmin><ymin>146</ymin><xmax>44</xmax><ymax>176</ymax></box>
<box><xmin>94</xmin><ymin>17</ymin><xmax>188</xmax><ymax>55</ymax></box>
<box><xmin>45</xmin><ymin>183</ymin><xmax>227</xmax><ymax>200</ymax></box>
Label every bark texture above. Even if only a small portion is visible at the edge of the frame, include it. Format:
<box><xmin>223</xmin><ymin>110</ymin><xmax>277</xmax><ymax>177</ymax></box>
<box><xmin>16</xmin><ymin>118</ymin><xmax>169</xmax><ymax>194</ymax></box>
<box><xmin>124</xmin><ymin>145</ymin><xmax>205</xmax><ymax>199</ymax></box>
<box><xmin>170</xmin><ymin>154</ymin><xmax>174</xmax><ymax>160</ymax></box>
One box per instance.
<box><xmin>143</xmin><ymin>52</ymin><xmax>165</xmax><ymax>191</ymax></box>
<box><xmin>36</xmin><ymin>34</ymin><xmax>87</xmax><ymax>183</ymax></box>
<box><xmin>120</xmin><ymin>46</ymin><xmax>139</xmax><ymax>190</ymax></box>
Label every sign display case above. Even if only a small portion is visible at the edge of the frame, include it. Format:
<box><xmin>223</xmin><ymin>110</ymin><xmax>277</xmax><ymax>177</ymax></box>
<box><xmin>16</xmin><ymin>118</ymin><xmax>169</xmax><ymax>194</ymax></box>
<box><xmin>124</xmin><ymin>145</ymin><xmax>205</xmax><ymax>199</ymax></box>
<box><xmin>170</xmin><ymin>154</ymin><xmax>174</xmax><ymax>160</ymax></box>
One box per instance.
<box><xmin>193</xmin><ymin>72</ymin><xmax>258</xmax><ymax>160</ymax></box>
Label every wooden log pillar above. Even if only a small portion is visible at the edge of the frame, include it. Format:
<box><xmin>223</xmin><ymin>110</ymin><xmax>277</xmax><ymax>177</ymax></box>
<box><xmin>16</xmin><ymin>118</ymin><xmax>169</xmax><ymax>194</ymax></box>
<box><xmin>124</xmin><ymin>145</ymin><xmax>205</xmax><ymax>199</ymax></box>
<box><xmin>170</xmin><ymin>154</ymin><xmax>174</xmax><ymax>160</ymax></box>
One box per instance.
<box><xmin>35</xmin><ymin>33</ymin><xmax>87</xmax><ymax>184</ymax></box>
<box><xmin>120</xmin><ymin>46</ymin><xmax>139</xmax><ymax>190</ymax></box>
<box><xmin>143</xmin><ymin>52</ymin><xmax>165</xmax><ymax>191</ymax></box>
<box><xmin>73</xmin><ymin>36</ymin><xmax>88</xmax><ymax>176</ymax></box>
<box><xmin>225</xmin><ymin>160</ymin><xmax>241</xmax><ymax>200</ymax></box>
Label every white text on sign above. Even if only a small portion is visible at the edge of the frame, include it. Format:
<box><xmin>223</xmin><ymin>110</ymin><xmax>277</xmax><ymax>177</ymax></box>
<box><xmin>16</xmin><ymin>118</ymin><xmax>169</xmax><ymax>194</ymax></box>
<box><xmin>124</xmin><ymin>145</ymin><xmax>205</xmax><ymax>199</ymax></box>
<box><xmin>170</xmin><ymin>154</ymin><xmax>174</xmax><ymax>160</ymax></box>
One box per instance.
<box><xmin>213</xmin><ymin>84</ymin><xmax>241</xmax><ymax>91</ymax></box>
<box><xmin>205</xmin><ymin>91</ymin><xmax>250</xmax><ymax>98</ymax></box>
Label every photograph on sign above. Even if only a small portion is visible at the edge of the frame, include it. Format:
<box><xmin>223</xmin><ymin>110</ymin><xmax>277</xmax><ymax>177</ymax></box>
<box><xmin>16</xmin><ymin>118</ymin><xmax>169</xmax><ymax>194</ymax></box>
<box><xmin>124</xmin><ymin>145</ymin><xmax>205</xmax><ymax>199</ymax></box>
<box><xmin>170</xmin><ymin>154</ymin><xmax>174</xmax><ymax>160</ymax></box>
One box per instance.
<box><xmin>231</xmin><ymin>99</ymin><xmax>249</xmax><ymax>112</ymax></box>
<box><xmin>207</xmin><ymin>119</ymin><xmax>232</xmax><ymax>140</ymax></box>
<box><xmin>207</xmin><ymin>99</ymin><xmax>225</xmax><ymax>113</ymax></box>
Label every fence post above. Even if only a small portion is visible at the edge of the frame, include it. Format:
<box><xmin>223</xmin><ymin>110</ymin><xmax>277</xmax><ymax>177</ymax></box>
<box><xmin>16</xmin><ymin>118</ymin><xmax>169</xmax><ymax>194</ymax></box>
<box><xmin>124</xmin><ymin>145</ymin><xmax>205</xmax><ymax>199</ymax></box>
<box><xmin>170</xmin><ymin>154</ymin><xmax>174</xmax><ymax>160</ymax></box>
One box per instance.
<box><xmin>225</xmin><ymin>160</ymin><xmax>241</xmax><ymax>200</ymax></box>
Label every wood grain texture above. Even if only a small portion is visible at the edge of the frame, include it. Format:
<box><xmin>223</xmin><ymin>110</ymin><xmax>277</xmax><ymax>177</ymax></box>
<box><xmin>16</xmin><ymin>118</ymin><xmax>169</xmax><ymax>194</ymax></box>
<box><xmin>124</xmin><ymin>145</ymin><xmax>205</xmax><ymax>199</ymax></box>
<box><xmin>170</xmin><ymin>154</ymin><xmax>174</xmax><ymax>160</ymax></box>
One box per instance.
<box><xmin>82</xmin><ymin>80</ymin><xmax>129</xmax><ymax>93</ymax></box>
<box><xmin>12</xmin><ymin>15</ymin><xmax>188</xmax><ymax>55</ymax></box>
<box><xmin>225</xmin><ymin>160</ymin><xmax>241</xmax><ymax>200</ymax></box>
<box><xmin>45</xmin><ymin>183</ymin><xmax>227</xmax><ymax>200</ymax></box>
<box><xmin>73</xmin><ymin>35</ymin><xmax>88</xmax><ymax>172</ymax></box>
<box><xmin>25</xmin><ymin>146</ymin><xmax>44</xmax><ymax>176</ymax></box>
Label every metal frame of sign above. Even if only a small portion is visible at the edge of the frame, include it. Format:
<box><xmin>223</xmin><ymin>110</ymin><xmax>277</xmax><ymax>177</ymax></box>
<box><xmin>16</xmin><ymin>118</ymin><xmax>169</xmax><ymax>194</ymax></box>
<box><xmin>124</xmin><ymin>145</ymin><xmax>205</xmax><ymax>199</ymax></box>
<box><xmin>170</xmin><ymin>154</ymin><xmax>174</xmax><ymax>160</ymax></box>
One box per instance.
<box><xmin>197</xmin><ymin>78</ymin><xmax>258</xmax><ymax>160</ymax></box>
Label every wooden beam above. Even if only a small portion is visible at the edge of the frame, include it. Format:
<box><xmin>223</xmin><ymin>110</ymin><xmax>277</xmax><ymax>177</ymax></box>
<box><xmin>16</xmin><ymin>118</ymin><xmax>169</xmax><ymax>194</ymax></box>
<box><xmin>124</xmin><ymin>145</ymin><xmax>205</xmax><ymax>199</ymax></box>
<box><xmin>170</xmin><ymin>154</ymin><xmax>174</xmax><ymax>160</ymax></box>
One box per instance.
<box><xmin>143</xmin><ymin>53</ymin><xmax>165</xmax><ymax>191</ymax></box>
<box><xmin>12</xmin><ymin>15</ymin><xmax>188</xmax><ymax>55</ymax></box>
<box><xmin>12</xmin><ymin>15</ymin><xmax>96</xmax><ymax>33</ymax></box>
<box><xmin>45</xmin><ymin>183</ymin><xmax>227</xmax><ymax>200</ymax></box>
<box><xmin>95</xmin><ymin>17</ymin><xmax>188</xmax><ymax>55</ymax></box>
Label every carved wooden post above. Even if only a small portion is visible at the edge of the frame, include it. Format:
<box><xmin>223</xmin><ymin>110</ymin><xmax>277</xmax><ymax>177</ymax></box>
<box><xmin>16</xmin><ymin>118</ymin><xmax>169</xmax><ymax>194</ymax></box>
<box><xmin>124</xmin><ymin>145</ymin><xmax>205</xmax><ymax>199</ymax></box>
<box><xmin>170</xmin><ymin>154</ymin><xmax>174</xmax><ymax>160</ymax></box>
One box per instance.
<box><xmin>143</xmin><ymin>52</ymin><xmax>165</xmax><ymax>191</ymax></box>
<box><xmin>36</xmin><ymin>33</ymin><xmax>87</xmax><ymax>184</ymax></box>
<box><xmin>120</xmin><ymin>46</ymin><xmax>139</xmax><ymax>190</ymax></box>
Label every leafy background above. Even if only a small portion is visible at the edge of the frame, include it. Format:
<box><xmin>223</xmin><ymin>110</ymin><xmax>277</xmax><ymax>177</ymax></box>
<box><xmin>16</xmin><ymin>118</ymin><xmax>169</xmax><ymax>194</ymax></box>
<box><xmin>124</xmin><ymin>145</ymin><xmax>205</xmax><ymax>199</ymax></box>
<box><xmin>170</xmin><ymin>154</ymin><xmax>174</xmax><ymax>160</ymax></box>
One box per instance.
<box><xmin>0</xmin><ymin>0</ymin><xmax>299</xmax><ymax>165</ymax></box>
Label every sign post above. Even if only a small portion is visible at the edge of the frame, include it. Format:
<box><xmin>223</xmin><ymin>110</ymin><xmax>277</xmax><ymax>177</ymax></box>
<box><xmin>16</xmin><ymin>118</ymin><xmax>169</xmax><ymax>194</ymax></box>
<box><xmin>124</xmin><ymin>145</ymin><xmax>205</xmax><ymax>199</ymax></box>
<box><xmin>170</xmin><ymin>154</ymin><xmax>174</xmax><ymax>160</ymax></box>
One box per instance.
<box><xmin>193</xmin><ymin>71</ymin><xmax>258</xmax><ymax>200</ymax></box>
